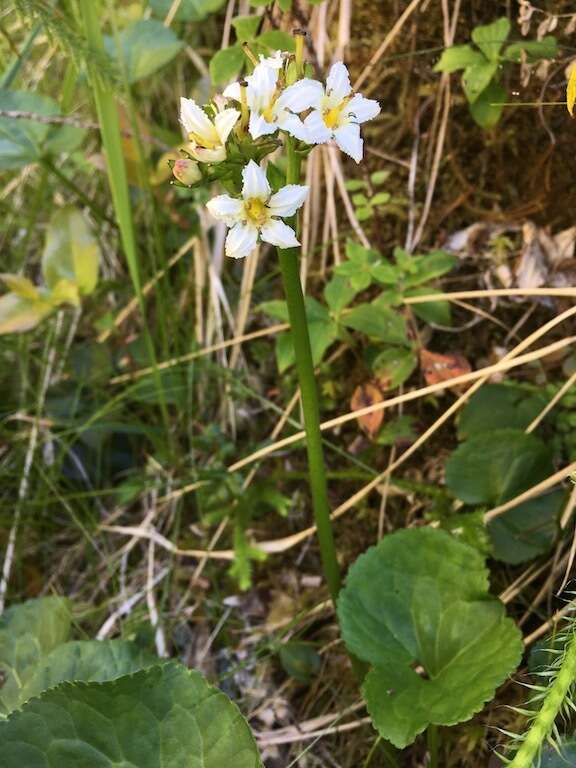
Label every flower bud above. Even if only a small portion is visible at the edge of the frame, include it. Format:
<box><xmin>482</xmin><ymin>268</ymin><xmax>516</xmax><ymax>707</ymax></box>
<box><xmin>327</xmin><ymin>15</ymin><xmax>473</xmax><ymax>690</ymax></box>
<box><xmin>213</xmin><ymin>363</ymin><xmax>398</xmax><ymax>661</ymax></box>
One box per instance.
<box><xmin>172</xmin><ymin>158</ymin><xmax>201</xmax><ymax>186</ymax></box>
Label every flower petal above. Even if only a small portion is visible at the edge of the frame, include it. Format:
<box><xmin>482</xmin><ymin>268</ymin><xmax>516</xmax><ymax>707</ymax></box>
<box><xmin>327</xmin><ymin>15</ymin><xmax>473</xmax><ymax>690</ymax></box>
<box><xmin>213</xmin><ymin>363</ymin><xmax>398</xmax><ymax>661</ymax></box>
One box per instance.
<box><xmin>246</xmin><ymin>62</ymin><xmax>278</xmax><ymax>111</ymax></box>
<box><xmin>223</xmin><ymin>82</ymin><xmax>242</xmax><ymax>101</ymax></box>
<box><xmin>206</xmin><ymin>194</ymin><xmax>244</xmax><ymax>225</ymax></box>
<box><xmin>277</xmin><ymin>111</ymin><xmax>309</xmax><ymax>142</ymax></box>
<box><xmin>326</xmin><ymin>62</ymin><xmax>352</xmax><ymax>101</ymax></box>
<box><xmin>267</xmin><ymin>185</ymin><xmax>309</xmax><ymax>217</ymax></box>
<box><xmin>334</xmin><ymin>122</ymin><xmax>363</xmax><ymax>163</ymax></box>
<box><xmin>260</xmin><ymin>219</ymin><xmax>300</xmax><ymax>249</ymax></box>
<box><xmin>242</xmin><ymin>160</ymin><xmax>271</xmax><ymax>201</ymax></box>
<box><xmin>259</xmin><ymin>50</ymin><xmax>285</xmax><ymax>69</ymax></box>
<box><xmin>346</xmin><ymin>94</ymin><xmax>381</xmax><ymax>124</ymax></box>
<box><xmin>179</xmin><ymin>98</ymin><xmax>217</xmax><ymax>142</ymax></box>
<box><xmin>278</xmin><ymin>79</ymin><xmax>324</xmax><ymax>112</ymax></box>
<box><xmin>189</xmin><ymin>146</ymin><xmax>227</xmax><ymax>163</ymax></box>
<box><xmin>248</xmin><ymin>112</ymin><xmax>277</xmax><ymax>140</ymax></box>
<box><xmin>303</xmin><ymin>110</ymin><xmax>332</xmax><ymax>144</ymax></box>
<box><xmin>215</xmin><ymin>108</ymin><xmax>240</xmax><ymax>143</ymax></box>
<box><xmin>226</xmin><ymin>222</ymin><xmax>259</xmax><ymax>259</ymax></box>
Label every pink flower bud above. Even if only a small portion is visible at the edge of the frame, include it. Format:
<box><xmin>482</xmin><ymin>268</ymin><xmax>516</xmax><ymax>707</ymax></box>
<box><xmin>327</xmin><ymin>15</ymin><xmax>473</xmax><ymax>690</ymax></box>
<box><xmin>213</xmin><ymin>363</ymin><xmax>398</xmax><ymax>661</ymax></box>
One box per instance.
<box><xmin>172</xmin><ymin>158</ymin><xmax>201</xmax><ymax>186</ymax></box>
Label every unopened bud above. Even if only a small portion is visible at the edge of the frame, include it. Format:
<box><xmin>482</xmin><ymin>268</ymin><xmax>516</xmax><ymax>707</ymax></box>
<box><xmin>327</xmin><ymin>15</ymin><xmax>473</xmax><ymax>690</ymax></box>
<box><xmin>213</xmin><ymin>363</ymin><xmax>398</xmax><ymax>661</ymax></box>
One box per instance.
<box><xmin>172</xmin><ymin>158</ymin><xmax>201</xmax><ymax>186</ymax></box>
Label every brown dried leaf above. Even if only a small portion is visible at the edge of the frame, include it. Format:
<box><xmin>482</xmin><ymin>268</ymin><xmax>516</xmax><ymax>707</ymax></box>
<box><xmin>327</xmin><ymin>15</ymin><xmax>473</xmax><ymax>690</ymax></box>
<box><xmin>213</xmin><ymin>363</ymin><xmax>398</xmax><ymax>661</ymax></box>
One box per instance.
<box><xmin>419</xmin><ymin>349</ymin><xmax>472</xmax><ymax>388</ymax></box>
<box><xmin>350</xmin><ymin>382</ymin><xmax>384</xmax><ymax>437</ymax></box>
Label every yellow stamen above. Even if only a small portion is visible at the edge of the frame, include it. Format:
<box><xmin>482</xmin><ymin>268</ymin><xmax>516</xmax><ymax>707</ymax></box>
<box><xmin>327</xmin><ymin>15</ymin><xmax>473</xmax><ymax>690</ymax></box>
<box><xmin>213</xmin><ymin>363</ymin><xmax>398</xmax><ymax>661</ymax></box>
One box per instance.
<box><xmin>245</xmin><ymin>198</ymin><xmax>268</xmax><ymax>226</ymax></box>
<box><xmin>323</xmin><ymin>106</ymin><xmax>342</xmax><ymax>129</ymax></box>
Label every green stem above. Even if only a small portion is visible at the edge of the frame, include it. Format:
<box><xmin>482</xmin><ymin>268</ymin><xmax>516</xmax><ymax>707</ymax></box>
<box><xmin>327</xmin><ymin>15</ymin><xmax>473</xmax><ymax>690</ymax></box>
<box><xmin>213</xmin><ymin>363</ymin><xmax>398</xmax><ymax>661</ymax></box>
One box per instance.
<box><xmin>427</xmin><ymin>725</ymin><xmax>439</xmax><ymax>768</ymax></box>
<box><xmin>277</xmin><ymin>138</ymin><xmax>341</xmax><ymax>604</ymax></box>
<box><xmin>509</xmin><ymin>629</ymin><xmax>576</xmax><ymax>767</ymax></box>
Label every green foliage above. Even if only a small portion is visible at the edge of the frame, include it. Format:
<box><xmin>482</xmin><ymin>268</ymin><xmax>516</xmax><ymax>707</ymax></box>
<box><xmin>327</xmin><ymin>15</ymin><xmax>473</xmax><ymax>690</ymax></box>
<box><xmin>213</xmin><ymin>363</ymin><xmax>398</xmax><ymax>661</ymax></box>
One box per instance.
<box><xmin>0</xmin><ymin>90</ymin><xmax>85</xmax><ymax>169</ymax></box>
<box><xmin>489</xmin><ymin>490</ymin><xmax>563</xmax><ymax>564</ymax></box>
<box><xmin>279</xmin><ymin>641</ymin><xmax>321</xmax><ymax>683</ymax></box>
<box><xmin>457</xmin><ymin>384</ymin><xmax>547</xmax><ymax>440</ymax></box>
<box><xmin>150</xmin><ymin>0</ymin><xmax>227</xmax><ymax>22</ymax></box>
<box><xmin>0</xmin><ymin>663</ymin><xmax>263</xmax><ymax>767</ymax></box>
<box><xmin>338</xmin><ymin>528</ymin><xmax>523</xmax><ymax>748</ymax></box>
<box><xmin>105</xmin><ymin>20</ymin><xmax>184</xmax><ymax>84</ymax></box>
<box><xmin>0</xmin><ymin>206</ymin><xmax>100</xmax><ymax>334</ymax></box>
<box><xmin>262</xmin><ymin>240</ymin><xmax>454</xmax><ymax>377</ymax></box>
<box><xmin>445</xmin><ymin>429</ymin><xmax>552</xmax><ymax>506</ymax></box>
<box><xmin>260</xmin><ymin>296</ymin><xmax>338</xmax><ymax>372</ymax></box>
<box><xmin>506</xmin><ymin>613</ymin><xmax>576</xmax><ymax>768</ymax></box>
<box><xmin>435</xmin><ymin>17</ymin><xmax>557</xmax><ymax>128</ymax></box>
<box><xmin>345</xmin><ymin>169</ymin><xmax>392</xmax><ymax>221</ymax></box>
<box><xmin>209</xmin><ymin>15</ymin><xmax>294</xmax><ymax>85</ymax></box>
<box><xmin>0</xmin><ymin>597</ymin><xmax>71</xmax><ymax>716</ymax></box>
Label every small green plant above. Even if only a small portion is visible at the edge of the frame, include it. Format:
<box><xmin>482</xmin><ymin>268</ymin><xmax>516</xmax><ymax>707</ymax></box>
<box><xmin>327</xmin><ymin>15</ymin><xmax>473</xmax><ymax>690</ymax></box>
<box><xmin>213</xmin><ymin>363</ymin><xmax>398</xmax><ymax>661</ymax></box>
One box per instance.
<box><xmin>345</xmin><ymin>170</ymin><xmax>393</xmax><ymax>222</ymax></box>
<box><xmin>0</xmin><ymin>596</ymin><xmax>262</xmax><ymax>766</ymax></box>
<box><xmin>261</xmin><ymin>240</ymin><xmax>455</xmax><ymax>386</ymax></box>
<box><xmin>434</xmin><ymin>17</ymin><xmax>557</xmax><ymax>128</ymax></box>
<box><xmin>337</xmin><ymin>527</ymin><xmax>523</xmax><ymax>748</ymax></box>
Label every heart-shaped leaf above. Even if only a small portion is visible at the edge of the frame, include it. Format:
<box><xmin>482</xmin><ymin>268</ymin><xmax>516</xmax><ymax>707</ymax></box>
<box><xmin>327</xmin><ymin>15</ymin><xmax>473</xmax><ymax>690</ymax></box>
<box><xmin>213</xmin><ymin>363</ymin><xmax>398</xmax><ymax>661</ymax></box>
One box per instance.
<box><xmin>0</xmin><ymin>597</ymin><xmax>71</xmax><ymax>716</ymax></box>
<box><xmin>338</xmin><ymin>528</ymin><xmax>522</xmax><ymax>748</ymax></box>
<box><xmin>0</xmin><ymin>663</ymin><xmax>263</xmax><ymax>767</ymax></box>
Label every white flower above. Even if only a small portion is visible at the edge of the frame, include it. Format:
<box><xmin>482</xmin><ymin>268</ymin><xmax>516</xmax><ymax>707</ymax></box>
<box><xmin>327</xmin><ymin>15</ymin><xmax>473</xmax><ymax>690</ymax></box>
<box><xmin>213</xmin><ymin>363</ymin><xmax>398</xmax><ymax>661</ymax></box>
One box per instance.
<box><xmin>302</xmin><ymin>62</ymin><xmax>380</xmax><ymax>163</ymax></box>
<box><xmin>223</xmin><ymin>60</ymin><xmax>314</xmax><ymax>142</ymax></box>
<box><xmin>206</xmin><ymin>160</ymin><xmax>308</xmax><ymax>259</ymax></box>
<box><xmin>179</xmin><ymin>97</ymin><xmax>239</xmax><ymax>163</ymax></box>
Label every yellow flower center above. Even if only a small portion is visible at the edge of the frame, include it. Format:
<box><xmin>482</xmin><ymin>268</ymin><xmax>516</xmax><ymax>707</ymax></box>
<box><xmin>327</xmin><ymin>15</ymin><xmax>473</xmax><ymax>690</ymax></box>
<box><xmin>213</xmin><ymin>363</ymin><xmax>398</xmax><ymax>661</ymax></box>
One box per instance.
<box><xmin>323</xmin><ymin>106</ymin><xmax>342</xmax><ymax>129</ymax></box>
<box><xmin>188</xmin><ymin>131</ymin><xmax>219</xmax><ymax>150</ymax></box>
<box><xmin>245</xmin><ymin>197</ymin><xmax>268</xmax><ymax>226</ymax></box>
<box><xmin>261</xmin><ymin>104</ymin><xmax>276</xmax><ymax>123</ymax></box>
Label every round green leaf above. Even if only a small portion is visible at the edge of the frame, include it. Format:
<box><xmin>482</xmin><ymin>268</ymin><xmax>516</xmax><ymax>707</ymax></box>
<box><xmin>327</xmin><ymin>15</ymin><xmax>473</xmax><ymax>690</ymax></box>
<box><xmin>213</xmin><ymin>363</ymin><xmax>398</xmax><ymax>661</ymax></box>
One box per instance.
<box><xmin>0</xmin><ymin>663</ymin><xmax>263</xmax><ymax>767</ymax></box>
<box><xmin>445</xmin><ymin>429</ymin><xmax>553</xmax><ymax>505</ymax></box>
<box><xmin>338</xmin><ymin>528</ymin><xmax>523</xmax><ymax>748</ymax></box>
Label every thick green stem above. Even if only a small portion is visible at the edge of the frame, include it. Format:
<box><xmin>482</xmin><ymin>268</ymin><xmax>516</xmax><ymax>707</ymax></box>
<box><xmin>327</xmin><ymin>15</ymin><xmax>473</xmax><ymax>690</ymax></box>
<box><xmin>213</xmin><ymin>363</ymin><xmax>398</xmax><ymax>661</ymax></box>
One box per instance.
<box><xmin>277</xmin><ymin>139</ymin><xmax>341</xmax><ymax>604</ymax></box>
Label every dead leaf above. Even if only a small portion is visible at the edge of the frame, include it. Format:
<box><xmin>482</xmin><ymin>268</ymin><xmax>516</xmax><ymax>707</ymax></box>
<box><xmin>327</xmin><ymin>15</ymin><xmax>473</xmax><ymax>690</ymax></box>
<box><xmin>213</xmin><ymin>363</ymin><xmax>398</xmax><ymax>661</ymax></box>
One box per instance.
<box><xmin>350</xmin><ymin>382</ymin><xmax>384</xmax><ymax>437</ymax></box>
<box><xmin>419</xmin><ymin>349</ymin><xmax>471</xmax><ymax>388</ymax></box>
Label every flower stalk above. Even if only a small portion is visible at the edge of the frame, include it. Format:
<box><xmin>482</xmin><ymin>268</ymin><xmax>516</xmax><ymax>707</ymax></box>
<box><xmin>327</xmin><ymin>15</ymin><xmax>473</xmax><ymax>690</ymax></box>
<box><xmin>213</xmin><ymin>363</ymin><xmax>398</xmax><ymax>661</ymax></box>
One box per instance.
<box><xmin>277</xmin><ymin>137</ymin><xmax>341</xmax><ymax>604</ymax></box>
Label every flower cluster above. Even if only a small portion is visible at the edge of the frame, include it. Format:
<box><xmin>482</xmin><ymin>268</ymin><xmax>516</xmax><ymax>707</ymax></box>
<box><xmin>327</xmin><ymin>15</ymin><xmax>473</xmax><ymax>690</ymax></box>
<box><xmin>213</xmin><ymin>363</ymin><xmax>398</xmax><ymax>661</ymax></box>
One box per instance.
<box><xmin>176</xmin><ymin>50</ymin><xmax>380</xmax><ymax>259</ymax></box>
